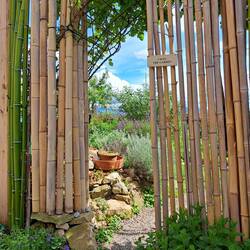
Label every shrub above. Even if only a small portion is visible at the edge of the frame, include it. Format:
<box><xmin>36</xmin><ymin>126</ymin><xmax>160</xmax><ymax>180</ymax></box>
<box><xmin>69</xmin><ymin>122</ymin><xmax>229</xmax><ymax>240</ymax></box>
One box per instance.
<box><xmin>118</xmin><ymin>119</ymin><xmax>151</xmax><ymax>136</ymax></box>
<box><xmin>126</xmin><ymin>134</ymin><xmax>152</xmax><ymax>180</ymax></box>
<box><xmin>136</xmin><ymin>207</ymin><xmax>250</xmax><ymax>250</ymax></box>
<box><xmin>0</xmin><ymin>228</ymin><xmax>66</xmax><ymax>250</ymax></box>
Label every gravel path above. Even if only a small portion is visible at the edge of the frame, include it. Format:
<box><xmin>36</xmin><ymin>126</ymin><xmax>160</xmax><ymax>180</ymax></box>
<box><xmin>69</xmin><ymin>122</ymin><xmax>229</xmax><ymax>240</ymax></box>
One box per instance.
<box><xmin>106</xmin><ymin>208</ymin><xmax>155</xmax><ymax>250</ymax></box>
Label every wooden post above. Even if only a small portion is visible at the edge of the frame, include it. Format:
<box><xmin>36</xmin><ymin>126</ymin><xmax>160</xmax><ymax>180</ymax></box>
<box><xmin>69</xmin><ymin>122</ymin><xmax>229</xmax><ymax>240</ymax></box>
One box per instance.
<box><xmin>0</xmin><ymin>0</ymin><xmax>9</xmax><ymax>224</ymax></box>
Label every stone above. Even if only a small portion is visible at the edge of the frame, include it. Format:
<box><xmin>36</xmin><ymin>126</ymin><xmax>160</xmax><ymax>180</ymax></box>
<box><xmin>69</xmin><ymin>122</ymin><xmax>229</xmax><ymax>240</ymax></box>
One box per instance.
<box><xmin>106</xmin><ymin>199</ymin><xmax>132</xmax><ymax>219</ymax></box>
<box><xmin>69</xmin><ymin>211</ymin><xmax>94</xmax><ymax>225</ymax></box>
<box><xmin>56</xmin><ymin>223</ymin><xmax>69</xmax><ymax>231</ymax></box>
<box><xmin>89</xmin><ymin>160</ymin><xmax>94</xmax><ymax>170</ymax></box>
<box><xmin>74</xmin><ymin>211</ymin><xmax>81</xmax><ymax>218</ymax></box>
<box><xmin>103</xmin><ymin>172</ymin><xmax>121</xmax><ymax>184</ymax></box>
<box><xmin>90</xmin><ymin>184</ymin><xmax>111</xmax><ymax>199</ymax></box>
<box><xmin>31</xmin><ymin>213</ymin><xmax>74</xmax><ymax>225</ymax></box>
<box><xmin>112</xmin><ymin>181</ymin><xmax>129</xmax><ymax>195</ymax></box>
<box><xmin>114</xmin><ymin>194</ymin><xmax>131</xmax><ymax>204</ymax></box>
<box><xmin>66</xmin><ymin>223</ymin><xmax>97</xmax><ymax>250</ymax></box>
<box><xmin>55</xmin><ymin>229</ymin><xmax>65</xmax><ymax>237</ymax></box>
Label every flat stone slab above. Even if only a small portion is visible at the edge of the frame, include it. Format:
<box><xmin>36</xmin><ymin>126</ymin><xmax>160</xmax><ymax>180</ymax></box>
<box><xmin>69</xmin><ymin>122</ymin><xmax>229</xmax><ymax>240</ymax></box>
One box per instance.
<box><xmin>31</xmin><ymin>213</ymin><xmax>74</xmax><ymax>225</ymax></box>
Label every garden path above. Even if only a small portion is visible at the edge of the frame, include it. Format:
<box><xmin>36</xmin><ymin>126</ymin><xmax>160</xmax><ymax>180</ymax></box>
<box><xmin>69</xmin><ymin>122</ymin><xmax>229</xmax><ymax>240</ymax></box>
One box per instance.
<box><xmin>106</xmin><ymin>207</ymin><xmax>155</xmax><ymax>250</ymax></box>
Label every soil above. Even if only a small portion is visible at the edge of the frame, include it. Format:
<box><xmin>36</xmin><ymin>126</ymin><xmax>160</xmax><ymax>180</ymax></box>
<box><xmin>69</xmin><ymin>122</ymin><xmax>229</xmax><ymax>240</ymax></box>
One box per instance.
<box><xmin>105</xmin><ymin>207</ymin><xmax>155</xmax><ymax>250</ymax></box>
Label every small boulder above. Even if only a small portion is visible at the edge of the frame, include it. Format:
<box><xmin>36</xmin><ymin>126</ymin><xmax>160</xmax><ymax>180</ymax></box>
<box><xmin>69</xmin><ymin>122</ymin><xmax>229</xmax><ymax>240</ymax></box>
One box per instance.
<box><xmin>114</xmin><ymin>194</ymin><xmax>131</xmax><ymax>204</ymax></box>
<box><xmin>106</xmin><ymin>199</ymin><xmax>132</xmax><ymax>219</ymax></box>
<box><xmin>90</xmin><ymin>184</ymin><xmax>111</xmax><ymax>199</ymax></box>
<box><xmin>103</xmin><ymin>172</ymin><xmax>121</xmax><ymax>184</ymax></box>
<box><xmin>55</xmin><ymin>229</ymin><xmax>65</xmax><ymax>237</ymax></box>
<box><xmin>66</xmin><ymin>223</ymin><xmax>97</xmax><ymax>250</ymax></box>
<box><xmin>89</xmin><ymin>160</ymin><xmax>95</xmax><ymax>170</ymax></box>
<box><xmin>31</xmin><ymin>213</ymin><xmax>74</xmax><ymax>225</ymax></box>
<box><xmin>112</xmin><ymin>181</ymin><xmax>129</xmax><ymax>195</ymax></box>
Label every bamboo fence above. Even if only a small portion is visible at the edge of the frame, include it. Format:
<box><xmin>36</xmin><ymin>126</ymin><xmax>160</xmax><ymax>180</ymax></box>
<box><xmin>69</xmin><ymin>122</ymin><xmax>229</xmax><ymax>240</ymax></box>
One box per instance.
<box><xmin>146</xmin><ymin>0</ymin><xmax>250</xmax><ymax>237</ymax></box>
<box><xmin>0</xmin><ymin>0</ymin><xmax>250</xmax><ymax>239</ymax></box>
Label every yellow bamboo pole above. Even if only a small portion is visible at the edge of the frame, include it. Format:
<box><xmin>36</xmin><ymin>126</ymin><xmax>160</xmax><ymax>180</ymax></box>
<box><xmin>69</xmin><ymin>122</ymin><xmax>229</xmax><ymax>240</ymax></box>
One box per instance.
<box><xmin>194</xmin><ymin>0</ymin><xmax>214</xmax><ymax>224</ymax></box>
<box><xmin>152</xmin><ymin>0</ymin><xmax>169</xmax><ymax>225</ymax></box>
<box><xmin>221</xmin><ymin>0</ymin><xmax>241</xmax><ymax>233</ymax></box>
<box><xmin>56</xmin><ymin>0</ymin><xmax>67</xmax><ymax>215</ymax></box>
<box><xmin>146</xmin><ymin>0</ymin><xmax>161</xmax><ymax>230</ymax></box>
<box><xmin>159</xmin><ymin>0</ymin><xmax>175</xmax><ymax>215</ymax></box>
<box><xmin>167</xmin><ymin>0</ymin><xmax>184</xmax><ymax>209</ymax></box>
<box><xmin>187</xmin><ymin>0</ymin><xmax>205</xmax><ymax>207</ymax></box>
<box><xmin>234</xmin><ymin>0</ymin><xmax>250</xmax><ymax>214</ymax></box>
<box><xmin>211</xmin><ymin>0</ymin><xmax>229</xmax><ymax>218</ymax></box>
<box><xmin>225</xmin><ymin>0</ymin><xmax>249</xmax><ymax>238</ymax></box>
<box><xmin>175</xmin><ymin>0</ymin><xmax>191</xmax><ymax>211</ymax></box>
<box><xmin>39</xmin><ymin>0</ymin><xmax>48</xmax><ymax>213</ymax></box>
<box><xmin>46</xmin><ymin>0</ymin><xmax>57</xmax><ymax>215</ymax></box>
<box><xmin>202</xmin><ymin>0</ymin><xmax>221</xmax><ymax>220</ymax></box>
<box><xmin>183</xmin><ymin>0</ymin><xmax>197</xmax><ymax>206</ymax></box>
<box><xmin>65</xmin><ymin>0</ymin><xmax>73</xmax><ymax>213</ymax></box>
<box><xmin>73</xmin><ymin>37</ymin><xmax>81</xmax><ymax>211</ymax></box>
<box><xmin>83</xmin><ymin>0</ymin><xmax>89</xmax><ymax>209</ymax></box>
<box><xmin>31</xmin><ymin>0</ymin><xmax>40</xmax><ymax>213</ymax></box>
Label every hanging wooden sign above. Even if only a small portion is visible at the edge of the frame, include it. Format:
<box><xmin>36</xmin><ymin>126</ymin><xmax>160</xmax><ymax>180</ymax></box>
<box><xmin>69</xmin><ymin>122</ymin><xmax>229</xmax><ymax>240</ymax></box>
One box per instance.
<box><xmin>147</xmin><ymin>54</ymin><xmax>177</xmax><ymax>67</ymax></box>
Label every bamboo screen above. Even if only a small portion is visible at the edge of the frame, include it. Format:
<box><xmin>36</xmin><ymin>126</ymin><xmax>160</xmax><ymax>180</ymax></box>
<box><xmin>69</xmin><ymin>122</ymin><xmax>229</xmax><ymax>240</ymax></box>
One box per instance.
<box><xmin>146</xmin><ymin>0</ymin><xmax>250</xmax><ymax>239</ymax></box>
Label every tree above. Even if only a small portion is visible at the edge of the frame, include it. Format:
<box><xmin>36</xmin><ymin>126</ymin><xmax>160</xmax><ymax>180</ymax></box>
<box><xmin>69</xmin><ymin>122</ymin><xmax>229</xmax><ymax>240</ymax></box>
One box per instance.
<box><xmin>88</xmin><ymin>71</ymin><xmax>114</xmax><ymax>113</ymax></box>
<box><xmin>116</xmin><ymin>85</ymin><xmax>150</xmax><ymax>120</ymax></box>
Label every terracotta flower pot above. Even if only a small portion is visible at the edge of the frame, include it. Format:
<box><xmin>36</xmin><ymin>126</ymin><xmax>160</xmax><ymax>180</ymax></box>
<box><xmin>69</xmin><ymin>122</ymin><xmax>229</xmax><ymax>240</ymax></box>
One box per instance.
<box><xmin>97</xmin><ymin>150</ymin><xmax>119</xmax><ymax>161</ymax></box>
<box><xmin>93</xmin><ymin>156</ymin><xmax>124</xmax><ymax>171</ymax></box>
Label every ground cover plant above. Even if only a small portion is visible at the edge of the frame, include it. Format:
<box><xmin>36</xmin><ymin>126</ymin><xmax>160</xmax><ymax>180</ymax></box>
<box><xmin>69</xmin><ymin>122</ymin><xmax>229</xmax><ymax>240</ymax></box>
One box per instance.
<box><xmin>136</xmin><ymin>207</ymin><xmax>250</xmax><ymax>250</ymax></box>
<box><xmin>0</xmin><ymin>227</ymin><xmax>66</xmax><ymax>250</ymax></box>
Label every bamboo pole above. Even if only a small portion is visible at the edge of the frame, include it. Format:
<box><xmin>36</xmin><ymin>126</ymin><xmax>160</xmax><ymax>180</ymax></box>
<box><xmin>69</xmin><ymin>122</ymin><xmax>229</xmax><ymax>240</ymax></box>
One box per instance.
<box><xmin>83</xmin><ymin>0</ymin><xmax>89</xmax><ymax>209</ymax></box>
<box><xmin>221</xmin><ymin>0</ymin><xmax>241</xmax><ymax>233</ymax></box>
<box><xmin>167</xmin><ymin>0</ymin><xmax>184</xmax><ymax>210</ymax></box>
<box><xmin>211</xmin><ymin>0</ymin><xmax>229</xmax><ymax>218</ymax></box>
<box><xmin>146</xmin><ymin>0</ymin><xmax>161</xmax><ymax>230</ymax></box>
<box><xmin>159</xmin><ymin>0</ymin><xmax>175</xmax><ymax>215</ymax></box>
<box><xmin>194</xmin><ymin>0</ymin><xmax>214</xmax><ymax>224</ymax></box>
<box><xmin>225</xmin><ymin>0</ymin><xmax>249</xmax><ymax>238</ymax></box>
<box><xmin>20</xmin><ymin>0</ymin><xmax>29</xmax><ymax>225</ymax></box>
<box><xmin>175</xmin><ymin>0</ymin><xmax>191</xmax><ymax>211</ymax></box>
<box><xmin>46</xmin><ymin>0</ymin><xmax>57</xmax><ymax>215</ymax></box>
<box><xmin>56</xmin><ymin>0</ymin><xmax>67</xmax><ymax>214</ymax></box>
<box><xmin>80</xmin><ymin>5</ymin><xmax>88</xmax><ymax>211</ymax></box>
<box><xmin>202</xmin><ymin>0</ymin><xmax>221</xmax><ymax>220</ymax></box>
<box><xmin>0</xmin><ymin>0</ymin><xmax>9</xmax><ymax>225</ymax></box>
<box><xmin>187</xmin><ymin>0</ymin><xmax>205</xmax><ymax>207</ymax></box>
<box><xmin>183</xmin><ymin>0</ymin><xmax>198</xmax><ymax>206</ymax></box>
<box><xmin>65</xmin><ymin>0</ymin><xmax>74</xmax><ymax>213</ymax></box>
<box><xmin>39</xmin><ymin>0</ymin><xmax>48</xmax><ymax>213</ymax></box>
<box><xmin>73</xmin><ymin>37</ymin><xmax>81</xmax><ymax>211</ymax></box>
<box><xmin>31</xmin><ymin>0</ymin><xmax>40</xmax><ymax>213</ymax></box>
<box><xmin>152</xmin><ymin>0</ymin><xmax>169</xmax><ymax>225</ymax></box>
<box><xmin>234</xmin><ymin>0</ymin><xmax>250</xmax><ymax>214</ymax></box>
<box><xmin>78</xmin><ymin>39</ymin><xmax>86</xmax><ymax>211</ymax></box>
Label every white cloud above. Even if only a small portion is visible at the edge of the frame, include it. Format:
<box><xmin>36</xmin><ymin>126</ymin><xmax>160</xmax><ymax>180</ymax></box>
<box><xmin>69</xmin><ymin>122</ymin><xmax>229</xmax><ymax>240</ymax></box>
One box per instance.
<box><xmin>95</xmin><ymin>70</ymin><xmax>143</xmax><ymax>91</ymax></box>
<box><xmin>134</xmin><ymin>49</ymin><xmax>147</xmax><ymax>60</ymax></box>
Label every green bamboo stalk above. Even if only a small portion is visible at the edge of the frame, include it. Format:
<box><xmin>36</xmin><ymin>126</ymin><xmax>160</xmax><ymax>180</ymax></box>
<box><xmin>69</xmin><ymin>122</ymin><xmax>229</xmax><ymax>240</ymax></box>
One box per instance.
<box><xmin>13</xmin><ymin>0</ymin><xmax>26</xmax><ymax>226</ymax></box>
<box><xmin>20</xmin><ymin>0</ymin><xmax>29</xmax><ymax>226</ymax></box>
<box><xmin>8</xmin><ymin>0</ymin><xmax>17</xmax><ymax>228</ymax></box>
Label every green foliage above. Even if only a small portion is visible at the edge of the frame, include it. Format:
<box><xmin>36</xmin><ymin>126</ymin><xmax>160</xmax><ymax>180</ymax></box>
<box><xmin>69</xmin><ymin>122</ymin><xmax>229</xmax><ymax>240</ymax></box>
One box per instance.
<box><xmin>89</xmin><ymin>72</ymin><xmax>114</xmax><ymax>113</ymax></box>
<box><xmin>116</xmin><ymin>86</ymin><xmax>150</xmax><ymax>120</ymax></box>
<box><xmin>126</xmin><ymin>134</ymin><xmax>152</xmax><ymax>179</ymax></box>
<box><xmin>0</xmin><ymin>228</ymin><xmax>66</xmax><ymax>250</ymax></box>
<box><xmin>95</xmin><ymin>198</ymin><xmax>109</xmax><ymax>213</ymax></box>
<box><xmin>96</xmin><ymin>215</ymin><xmax>122</xmax><ymax>245</ymax></box>
<box><xmin>136</xmin><ymin>207</ymin><xmax>250</xmax><ymax>250</ymax></box>
<box><xmin>143</xmin><ymin>187</ymin><xmax>154</xmax><ymax>208</ymax></box>
<box><xmin>132</xmin><ymin>203</ymin><xmax>140</xmax><ymax>215</ymax></box>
